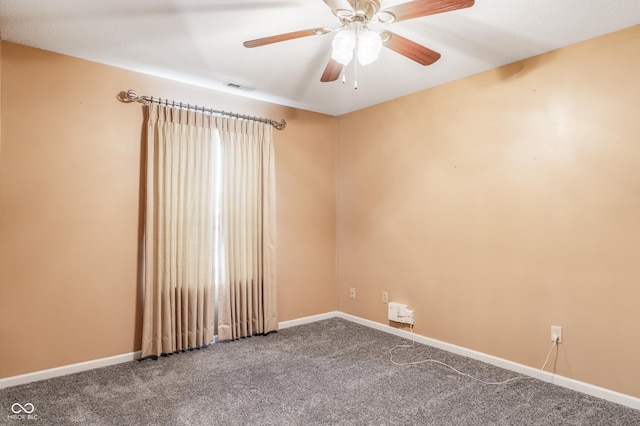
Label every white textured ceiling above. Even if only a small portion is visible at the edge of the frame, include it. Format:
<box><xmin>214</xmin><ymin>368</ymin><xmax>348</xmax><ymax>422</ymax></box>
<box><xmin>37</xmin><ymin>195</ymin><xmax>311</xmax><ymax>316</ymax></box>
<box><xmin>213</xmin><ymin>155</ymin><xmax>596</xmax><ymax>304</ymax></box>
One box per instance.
<box><xmin>0</xmin><ymin>0</ymin><xmax>639</xmax><ymax>116</ymax></box>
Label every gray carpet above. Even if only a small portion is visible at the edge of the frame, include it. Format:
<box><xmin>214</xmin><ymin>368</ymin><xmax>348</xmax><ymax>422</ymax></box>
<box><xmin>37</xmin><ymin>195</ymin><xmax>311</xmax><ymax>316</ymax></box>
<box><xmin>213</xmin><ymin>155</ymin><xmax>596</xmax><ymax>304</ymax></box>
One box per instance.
<box><xmin>1</xmin><ymin>318</ymin><xmax>639</xmax><ymax>425</ymax></box>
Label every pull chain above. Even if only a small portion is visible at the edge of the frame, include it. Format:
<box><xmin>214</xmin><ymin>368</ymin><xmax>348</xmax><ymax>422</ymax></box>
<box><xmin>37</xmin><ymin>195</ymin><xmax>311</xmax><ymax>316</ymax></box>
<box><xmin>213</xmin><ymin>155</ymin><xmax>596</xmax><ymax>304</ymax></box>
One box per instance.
<box><xmin>354</xmin><ymin>25</ymin><xmax>359</xmax><ymax>90</ymax></box>
<box><xmin>354</xmin><ymin>59</ymin><xmax>358</xmax><ymax>90</ymax></box>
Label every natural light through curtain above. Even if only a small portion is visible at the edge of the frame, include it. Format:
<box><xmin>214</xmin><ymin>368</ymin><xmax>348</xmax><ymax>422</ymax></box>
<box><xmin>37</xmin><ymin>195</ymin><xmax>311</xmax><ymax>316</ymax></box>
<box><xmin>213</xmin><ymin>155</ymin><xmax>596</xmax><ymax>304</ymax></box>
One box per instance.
<box><xmin>216</xmin><ymin>118</ymin><xmax>278</xmax><ymax>341</ymax></box>
<box><xmin>141</xmin><ymin>104</ymin><xmax>218</xmax><ymax>358</ymax></box>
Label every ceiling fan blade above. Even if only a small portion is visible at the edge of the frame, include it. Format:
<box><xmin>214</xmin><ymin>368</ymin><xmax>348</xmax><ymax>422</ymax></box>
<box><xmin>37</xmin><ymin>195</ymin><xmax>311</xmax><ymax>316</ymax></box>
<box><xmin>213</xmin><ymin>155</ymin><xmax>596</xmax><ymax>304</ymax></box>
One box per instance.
<box><xmin>382</xmin><ymin>31</ymin><xmax>441</xmax><ymax>66</ymax></box>
<box><xmin>244</xmin><ymin>28</ymin><xmax>330</xmax><ymax>48</ymax></box>
<box><xmin>380</xmin><ymin>0</ymin><xmax>474</xmax><ymax>23</ymax></box>
<box><xmin>320</xmin><ymin>58</ymin><xmax>343</xmax><ymax>82</ymax></box>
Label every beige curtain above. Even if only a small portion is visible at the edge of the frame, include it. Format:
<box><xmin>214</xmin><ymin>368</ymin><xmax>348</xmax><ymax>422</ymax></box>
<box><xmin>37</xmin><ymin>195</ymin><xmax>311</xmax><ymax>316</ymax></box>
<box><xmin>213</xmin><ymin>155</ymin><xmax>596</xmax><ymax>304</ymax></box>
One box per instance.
<box><xmin>141</xmin><ymin>104</ymin><xmax>218</xmax><ymax>358</ymax></box>
<box><xmin>216</xmin><ymin>118</ymin><xmax>278</xmax><ymax>341</ymax></box>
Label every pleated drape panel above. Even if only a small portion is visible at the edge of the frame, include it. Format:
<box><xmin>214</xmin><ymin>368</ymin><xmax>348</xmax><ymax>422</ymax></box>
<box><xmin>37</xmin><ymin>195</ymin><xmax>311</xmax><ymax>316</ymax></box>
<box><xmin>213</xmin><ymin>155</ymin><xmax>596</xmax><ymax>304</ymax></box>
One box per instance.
<box><xmin>217</xmin><ymin>118</ymin><xmax>278</xmax><ymax>341</ymax></box>
<box><xmin>142</xmin><ymin>104</ymin><xmax>217</xmax><ymax>358</ymax></box>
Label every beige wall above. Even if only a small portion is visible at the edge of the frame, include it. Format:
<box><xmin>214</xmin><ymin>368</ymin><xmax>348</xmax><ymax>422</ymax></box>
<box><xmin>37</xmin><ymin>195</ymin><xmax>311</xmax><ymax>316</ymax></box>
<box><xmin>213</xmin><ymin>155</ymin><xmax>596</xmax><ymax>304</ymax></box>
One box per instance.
<box><xmin>337</xmin><ymin>25</ymin><xmax>640</xmax><ymax>398</ymax></box>
<box><xmin>0</xmin><ymin>39</ymin><xmax>3</xmax><ymax>154</ymax></box>
<box><xmin>0</xmin><ymin>42</ymin><xmax>337</xmax><ymax>378</ymax></box>
<box><xmin>2</xmin><ymin>24</ymin><xmax>639</xmax><ymax>400</ymax></box>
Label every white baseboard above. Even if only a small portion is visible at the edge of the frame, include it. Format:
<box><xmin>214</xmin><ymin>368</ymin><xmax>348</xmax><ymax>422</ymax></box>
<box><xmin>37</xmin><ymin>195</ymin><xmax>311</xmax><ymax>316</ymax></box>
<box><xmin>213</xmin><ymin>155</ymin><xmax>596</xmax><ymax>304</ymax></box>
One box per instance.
<box><xmin>278</xmin><ymin>311</ymin><xmax>339</xmax><ymax>330</ymax></box>
<box><xmin>0</xmin><ymin>351</ymin><xmax>142</xmax><ymax>390</ymax></box>
<box><xmin>2</xmin><ymin>311</ymin><xmax>639</xmax><ymax>412</ymax></box>
<box><xmin>334</xmin><ymin>312</ymin><xmax>640</xmax><ymax>411</ymax></box>
<box><xmin>0</xmin><ymin>313</ymin><xmax>335</xmax><ymax>390</ymax></box>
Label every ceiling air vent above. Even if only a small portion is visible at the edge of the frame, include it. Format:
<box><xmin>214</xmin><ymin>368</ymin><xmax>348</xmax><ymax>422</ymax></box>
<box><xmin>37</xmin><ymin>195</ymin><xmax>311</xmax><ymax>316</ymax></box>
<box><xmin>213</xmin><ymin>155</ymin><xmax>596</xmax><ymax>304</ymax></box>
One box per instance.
<box><xmin>226</xmin><ymin>82</ymin><xmax>254</xmax><ymax>92</ymax></box>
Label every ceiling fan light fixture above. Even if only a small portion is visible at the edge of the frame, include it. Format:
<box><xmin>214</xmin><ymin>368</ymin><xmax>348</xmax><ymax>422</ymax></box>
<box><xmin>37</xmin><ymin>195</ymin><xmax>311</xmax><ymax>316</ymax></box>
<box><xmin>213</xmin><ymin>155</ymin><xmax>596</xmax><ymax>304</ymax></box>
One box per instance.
<box><xmin>331</xmin><ymin>29</ymin><xmax>356</xmax><ymax>65</ymax></box>
<box><xmin>357</xmin><ymin>29</ymin><xmax>382</xmax><ymax>65</ymax></box>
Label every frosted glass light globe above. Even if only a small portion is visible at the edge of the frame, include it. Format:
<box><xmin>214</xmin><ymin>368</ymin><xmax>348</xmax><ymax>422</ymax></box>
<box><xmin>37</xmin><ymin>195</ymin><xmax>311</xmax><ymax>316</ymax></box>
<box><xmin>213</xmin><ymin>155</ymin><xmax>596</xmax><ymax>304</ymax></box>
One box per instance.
<box><xmin>357</xmin><ymin>29</ymin><xmax>382</xmax><ymax>66</ymax></box>
<box><xmin>331</xmin><ymin>30</ymin><xmax>356</xmax><ymax>65</ymax></box>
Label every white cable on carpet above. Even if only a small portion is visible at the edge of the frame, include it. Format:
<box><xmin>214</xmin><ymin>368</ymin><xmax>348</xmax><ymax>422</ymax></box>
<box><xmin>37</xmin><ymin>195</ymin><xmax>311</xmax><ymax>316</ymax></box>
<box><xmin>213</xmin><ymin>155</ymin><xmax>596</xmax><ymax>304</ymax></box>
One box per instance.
<box><xmin>389</xmin><ymin>325</ymin><xmax>558</xmax><ymax>386</ymax></box>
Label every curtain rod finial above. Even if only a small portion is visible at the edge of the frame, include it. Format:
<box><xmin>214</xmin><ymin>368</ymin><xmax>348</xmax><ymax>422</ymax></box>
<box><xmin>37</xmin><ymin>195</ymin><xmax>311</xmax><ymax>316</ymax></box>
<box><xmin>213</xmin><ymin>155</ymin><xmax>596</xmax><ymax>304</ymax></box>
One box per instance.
<box><xmin>274</xmin><ymin>120</ymin><xmax>287</xmax><ymax>131</ymax></box>
<box><xmin>126</xmin><ymin>89</ymin><xmax>138</xmax><ymax>100</ymax></box>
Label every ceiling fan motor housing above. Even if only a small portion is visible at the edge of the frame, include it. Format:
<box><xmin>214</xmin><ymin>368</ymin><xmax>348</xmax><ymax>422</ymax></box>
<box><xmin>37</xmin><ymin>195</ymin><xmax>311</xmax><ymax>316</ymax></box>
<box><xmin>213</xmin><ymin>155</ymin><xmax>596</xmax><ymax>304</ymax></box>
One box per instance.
<box><xmin>335</xmin><ymin>0</ymin><xmax>381</xmax><ymax>22</ymax></box>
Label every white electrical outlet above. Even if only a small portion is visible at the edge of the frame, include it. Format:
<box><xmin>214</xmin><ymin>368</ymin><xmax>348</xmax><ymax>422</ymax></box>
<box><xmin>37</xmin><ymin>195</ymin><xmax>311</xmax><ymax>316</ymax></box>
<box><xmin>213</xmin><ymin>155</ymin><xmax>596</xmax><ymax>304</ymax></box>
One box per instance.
<box><xmin>382</xmin><ymin>291</ymin><xmax>389</xmax><ymax>303</ymax></box>
<box><xmin>551</xmin><ymin>325</ymin><xmax>562</xmax><ymax>343</ymax></box>
<box><xmin>349</xmin><ymin>287</ymin><xmax>356</xmax><ymax>299</ymax></box>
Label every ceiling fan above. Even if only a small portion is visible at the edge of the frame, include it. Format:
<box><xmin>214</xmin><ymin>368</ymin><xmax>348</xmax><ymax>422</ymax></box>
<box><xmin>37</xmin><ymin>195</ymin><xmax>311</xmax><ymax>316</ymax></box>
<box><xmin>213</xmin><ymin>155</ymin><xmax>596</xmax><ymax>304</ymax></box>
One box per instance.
<box><xmin>243</xmin><ymin>0</ymin><xmax>475</xmax><ymax>84</ymax></box>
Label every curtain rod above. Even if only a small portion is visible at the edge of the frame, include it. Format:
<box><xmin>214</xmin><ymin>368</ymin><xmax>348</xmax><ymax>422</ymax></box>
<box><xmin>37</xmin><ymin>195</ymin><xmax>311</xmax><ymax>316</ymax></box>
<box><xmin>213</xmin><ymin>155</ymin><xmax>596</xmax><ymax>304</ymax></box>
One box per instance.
<box><xmin>123</xmin><ymin>89</ymin><xmax>287</xmax><ymax>131</ymax></box>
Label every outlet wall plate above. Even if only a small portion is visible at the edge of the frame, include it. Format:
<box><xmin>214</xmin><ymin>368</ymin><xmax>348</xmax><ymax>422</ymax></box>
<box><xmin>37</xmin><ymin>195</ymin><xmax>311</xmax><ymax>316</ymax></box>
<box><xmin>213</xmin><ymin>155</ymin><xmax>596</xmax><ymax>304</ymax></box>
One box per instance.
<box><xmin>551</xmin><ymin>325</ymin><xmax>562</xmax><ymax>343</ymax></box>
